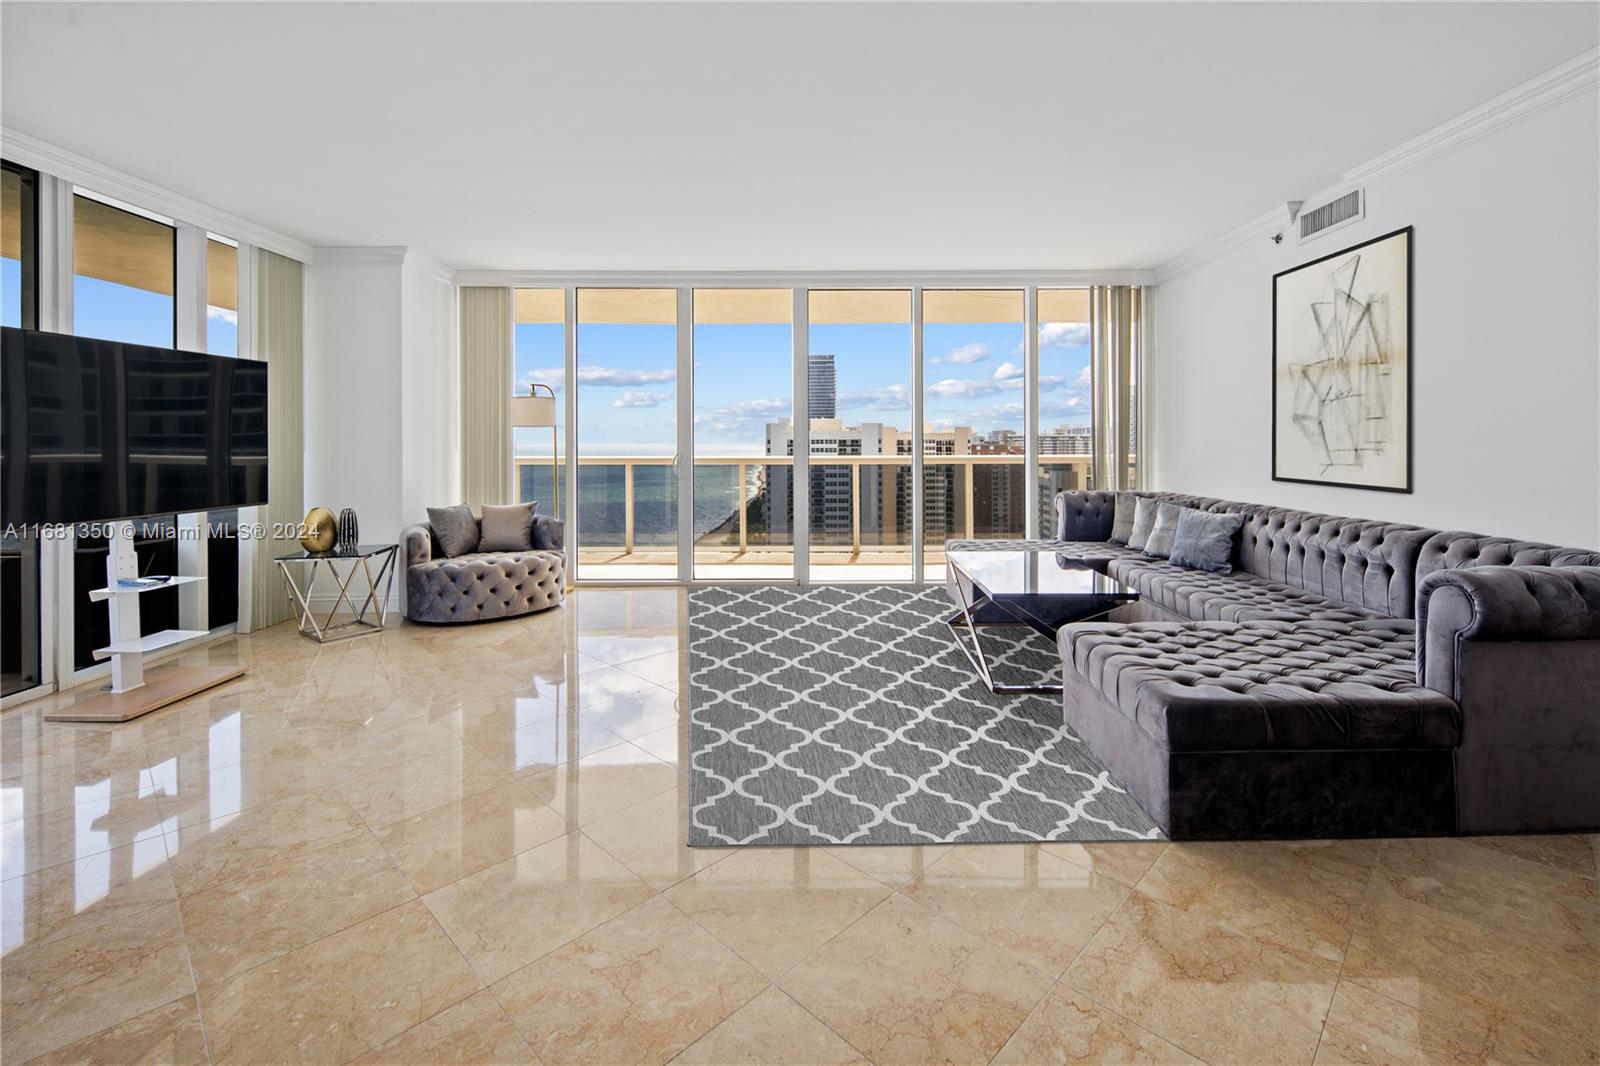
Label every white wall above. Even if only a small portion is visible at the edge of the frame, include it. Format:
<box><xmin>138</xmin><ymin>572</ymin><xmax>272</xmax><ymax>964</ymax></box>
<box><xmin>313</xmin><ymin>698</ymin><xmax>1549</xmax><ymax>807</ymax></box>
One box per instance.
<box><xmin>1153</xmin><ymin>87</ymin><xmax>1600</xmax><ymax>548</ymax></box>
<box><xmin>305</xmin><ymin>247</ymin><xmax>457</xmax><ymax>563</ymax></box>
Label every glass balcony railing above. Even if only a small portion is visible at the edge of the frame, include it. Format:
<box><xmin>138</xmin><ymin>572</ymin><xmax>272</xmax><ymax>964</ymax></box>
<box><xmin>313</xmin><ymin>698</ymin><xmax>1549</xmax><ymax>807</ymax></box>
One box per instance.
<box><xmin>515</xmin><ymin>454</ymin><xmax>1097</xmax><ymax>574</ymax></box>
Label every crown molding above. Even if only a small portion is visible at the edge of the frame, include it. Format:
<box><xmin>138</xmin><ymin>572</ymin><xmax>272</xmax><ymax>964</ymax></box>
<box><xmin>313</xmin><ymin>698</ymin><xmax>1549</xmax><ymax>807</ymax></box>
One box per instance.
<box><xmin>311</xmin><ymin>246</ymin><xmax>409</xmax><ymax>267</ymax></box>
<box><xmin>403</xmin><ymin>249</ymin><xmax>456</xmax><ymax>285</ymax></box>
<box><xmin>451</xmin><ymin>268</ymin><xmax>1157</xmax><ymax>288</ymax></box>
<box><xmin>0</xmin><ymin>126</ymin><xmax>315</xmax><ymax>263</ymax></box>
<box><xmin>1344</xmin><ymin>46</ymin><xmax>1598</xmax><ymax>189</ymax></box>
<box><xmin>1155</xmin><ymin>46</ymin><xmax>1599</xmax><ymax>284</ymax></box>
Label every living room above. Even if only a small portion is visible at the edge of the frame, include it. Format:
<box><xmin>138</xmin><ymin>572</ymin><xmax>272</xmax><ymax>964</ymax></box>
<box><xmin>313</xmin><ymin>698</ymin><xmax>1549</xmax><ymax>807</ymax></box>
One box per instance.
<box><xmin>2</xmin><ymin>3</ymin><xmax>1596</xmax><ymax>1064</ymax></box>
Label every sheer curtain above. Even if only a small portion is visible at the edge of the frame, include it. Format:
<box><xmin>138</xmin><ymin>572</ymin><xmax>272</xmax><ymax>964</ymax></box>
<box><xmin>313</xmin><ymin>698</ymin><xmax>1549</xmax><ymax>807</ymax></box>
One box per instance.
<box><xmin>459</xmin><ymin>286</ymin><xmax>513</xmax><ymax>511</ymax></box>
<box><xmin>1090</xmin><ymin>285</ymin><xmax>1144</xmax><ymax>492</ymax></box>
<box><xmin>250</xmin><ymin>249</ymin><xmax>304</xmax><ymax>630</ymax></box>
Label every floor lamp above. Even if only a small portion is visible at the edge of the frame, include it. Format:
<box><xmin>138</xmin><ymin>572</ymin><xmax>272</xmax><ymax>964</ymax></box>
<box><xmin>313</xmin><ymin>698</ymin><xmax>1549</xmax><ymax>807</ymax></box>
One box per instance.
<box><xmin>510</xmin><ymin>383</ymin><xmax>567</xmax><ymax>587</ymax></box>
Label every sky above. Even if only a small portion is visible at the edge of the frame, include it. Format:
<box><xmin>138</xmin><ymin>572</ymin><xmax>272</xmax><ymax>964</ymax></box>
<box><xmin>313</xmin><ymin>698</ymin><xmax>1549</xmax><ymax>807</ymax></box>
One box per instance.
<box><xmin>2</xmin><ymin>258</ymin><xmax>238</xmax><ymax>355</ymax></box>
<box><xmin>515</xmin><ymin>314</ymin><xmax>1092</xmax><ymax>458</ymax></box>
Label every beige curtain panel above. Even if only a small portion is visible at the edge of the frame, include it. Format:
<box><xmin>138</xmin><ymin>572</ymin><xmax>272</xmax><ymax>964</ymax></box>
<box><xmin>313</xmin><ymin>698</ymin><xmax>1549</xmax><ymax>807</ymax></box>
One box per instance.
<box><xmin>1090</xmin><ymin>286</ymin><xmax>1141</xmax><ymax>493</ymax></box>
<box><xmin>459</xmin><ymin>286</ymin><xmax>513</xmax><ymax>512</ymax></box>
<box><xmin>251</xmin><ymin>249</ymin><xmax>305</xmax><ymax>631</ymax></box>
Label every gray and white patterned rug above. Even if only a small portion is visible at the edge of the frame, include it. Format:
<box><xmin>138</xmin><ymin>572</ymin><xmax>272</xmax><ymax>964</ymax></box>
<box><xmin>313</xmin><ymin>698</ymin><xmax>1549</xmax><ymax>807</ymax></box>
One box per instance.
<box><xmin>688</xmin><ymin>584</ymin><xmax>1160</xmax><ymax>846</ymax></box>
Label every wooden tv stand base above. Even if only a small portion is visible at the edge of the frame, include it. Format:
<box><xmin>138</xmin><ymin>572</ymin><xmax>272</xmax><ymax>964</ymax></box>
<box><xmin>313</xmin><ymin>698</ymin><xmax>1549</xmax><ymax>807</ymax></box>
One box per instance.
<box><xmin>44</xmin><ymin>663</ymin><xmax>247</xmax><ymax>723</ymax></box>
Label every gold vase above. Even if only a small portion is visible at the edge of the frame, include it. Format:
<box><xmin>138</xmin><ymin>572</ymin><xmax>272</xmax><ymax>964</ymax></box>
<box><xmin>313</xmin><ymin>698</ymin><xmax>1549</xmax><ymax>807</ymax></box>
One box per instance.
<box><xmin>300</xmin><ymin>507</ymin><xmax>337</xmax><ymax>552</ymax></box>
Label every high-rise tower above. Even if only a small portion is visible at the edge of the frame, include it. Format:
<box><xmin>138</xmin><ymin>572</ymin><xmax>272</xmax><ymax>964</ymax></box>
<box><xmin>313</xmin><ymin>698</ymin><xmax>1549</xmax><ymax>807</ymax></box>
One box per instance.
<box><xmin>808</xmin><ymin>354</ymin><xmax>837</xmax><ymax>420</ymax></box>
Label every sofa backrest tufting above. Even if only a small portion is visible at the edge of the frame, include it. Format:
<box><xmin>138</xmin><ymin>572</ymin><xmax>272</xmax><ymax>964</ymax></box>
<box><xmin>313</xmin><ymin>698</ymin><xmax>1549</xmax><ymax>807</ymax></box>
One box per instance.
<box><xmin>1416</xmin><ymin>532</ymin><xmax>1600</xmax><ymax>584</ymax></box>
<box><xmin>1227</xmin><ymin>508</ymin><xmax>1435</xmax><ymax>620</ymax></box>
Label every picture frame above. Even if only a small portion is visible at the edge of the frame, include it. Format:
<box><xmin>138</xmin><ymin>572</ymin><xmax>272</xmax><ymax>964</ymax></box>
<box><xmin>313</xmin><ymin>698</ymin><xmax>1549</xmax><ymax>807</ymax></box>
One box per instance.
<box><xmin>1272</xmin><ymin>226</ymin><xmax>1412</xmax><ymax>493</ymax></box>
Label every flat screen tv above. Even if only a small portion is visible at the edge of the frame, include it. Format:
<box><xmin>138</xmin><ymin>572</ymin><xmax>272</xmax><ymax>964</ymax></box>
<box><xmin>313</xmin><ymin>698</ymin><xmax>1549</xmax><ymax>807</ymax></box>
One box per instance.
<box><xmin>1</xmin><ymin>327</ymin><xmax>268</xmax><ymax>526</ymax></box>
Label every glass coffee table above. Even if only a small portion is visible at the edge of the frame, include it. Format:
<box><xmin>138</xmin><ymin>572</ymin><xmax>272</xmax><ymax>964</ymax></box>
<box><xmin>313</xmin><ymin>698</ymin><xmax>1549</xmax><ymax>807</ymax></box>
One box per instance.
<box><xmin>275</xmin><ymin>543</ymin><xmax>399</xmax><ymax>643</ymax></box>
<box><xmin>946</xmin><ymin>548</ymin><xmax>1139</xmax><ymax>695</ymax></box>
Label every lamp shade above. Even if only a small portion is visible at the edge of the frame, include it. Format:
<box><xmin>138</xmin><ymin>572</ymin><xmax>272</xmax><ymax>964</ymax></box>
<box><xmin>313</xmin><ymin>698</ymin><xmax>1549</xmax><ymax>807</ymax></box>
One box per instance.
<box><xmin>511</xmin><ymin>394</ymin><xmax>558</xmax><ymax>428</ymax></box>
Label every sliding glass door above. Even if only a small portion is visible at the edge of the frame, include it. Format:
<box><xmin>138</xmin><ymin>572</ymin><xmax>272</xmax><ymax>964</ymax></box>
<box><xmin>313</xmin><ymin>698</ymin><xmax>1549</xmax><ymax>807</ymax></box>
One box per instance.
<box><xmin>692</xmin><ymin>290</ymin><xmax>793</xmax><ymax>581</ymax></box>
<box><xmin>806</xmin><ymin>290</ymin><xmax>914</xmax><ymax>582</ymax></box>
<box><xmin>1037</xmin><ymin>289</ymin><xmax>1092</xmax><ymax>528</ymax></box>
<box><xmin>575</xmin><ymin>288</ymin><xmax>679</xmax><ymax>581</ymax></box>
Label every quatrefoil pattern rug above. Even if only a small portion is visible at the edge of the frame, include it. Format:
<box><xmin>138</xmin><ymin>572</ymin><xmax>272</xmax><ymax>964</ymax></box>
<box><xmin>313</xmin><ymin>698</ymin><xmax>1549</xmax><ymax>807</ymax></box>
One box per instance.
<box><xmin>687</xmin><ymin>584</ymin><xmax>1160</xmax><ymax>846</ymax></box>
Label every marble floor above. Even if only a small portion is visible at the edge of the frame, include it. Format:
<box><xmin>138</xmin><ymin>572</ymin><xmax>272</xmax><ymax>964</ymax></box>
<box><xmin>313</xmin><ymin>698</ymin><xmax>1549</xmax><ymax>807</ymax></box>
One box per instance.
<box><xmin>2</xmin><ymin>587</ymin><xmax>1596</xmax><ymax>1065</ymax></box>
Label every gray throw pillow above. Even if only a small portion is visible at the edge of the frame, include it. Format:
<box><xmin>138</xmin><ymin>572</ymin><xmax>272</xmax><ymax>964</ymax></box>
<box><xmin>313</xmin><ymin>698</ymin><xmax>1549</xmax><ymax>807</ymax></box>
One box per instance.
<box><xmin>1109</xmin><ymin>493</ymin><xmax>1138</xmax><ymax>545</ymax></box>
<box><xmin>479</xmin><ymin>502</ymin><xmax>535</xmax><ymax>552</ymax></box>
<box><xmin>1169</xmin><ymin>508</ymin><xmax>1246</xmax><ymax>573</ymax></box>
<box><xmin>1142</xmin><ymin>501</ymin><xmax>1184</xmax><ymax>558</ymax></box>
<box><xmin>1126</xmin><ymin>497</ymin><xmax>1161</xmax><ymax>551</ymax></box>
<box><xmin>427</xmin><ymin>503</ymin><xmax>479</xmax><ymax>557</ymax></box>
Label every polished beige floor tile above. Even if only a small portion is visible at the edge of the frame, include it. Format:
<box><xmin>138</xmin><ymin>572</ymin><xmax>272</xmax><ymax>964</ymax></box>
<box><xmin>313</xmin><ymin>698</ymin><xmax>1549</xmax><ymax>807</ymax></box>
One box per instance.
<box><xmin>467</xmin><ymin>714</ymin><xmax>631</xmax><ymax>775</ymax></box>
<box><xmin>333</xmin><ymin>744</ymin><xmax>511</xmax><ymax>827</ymax></box>
<box><xmin>824</xmin><ymin>843</ymin><xmax>953</xmax><ymax>888</ymax></box>
<box><xmin>780</xmin><ymin>892</ymin><xmax>1053</xmax><ymax>1064</ymax></box>
<box><xmin>493</xmin><ymin>896</ymin><xmax>765</xmax><ymax>1065</ymax></box>
<box><xmin>201</xmin><ymin>899</ymin><xmax>479</xmax><ymax>1065</ymax></box>
<box><xmin>993</xmin><ymin>985</ymin><xmax>1203</xmax><ymax>1065</ymax></box>
<box><xmin>520</xmin><ymin>745</ymin><xmax>681</xmax><ymax>828</ymax></box>
<box><xmin>161</xmin><ymin>790</ymin><xmax>364</xmax><ymax>896</ymax></box>
<box><xmin>577</xmin><ymin>683</ymin><xmax>682</xmax><ymax>741</ymax></box>
<box><xmin>1461</xmin><ymin>832</ymin><xmax>1600</xmax><ymax>879</ymax></box>
<box><xmin>1373</xmin><ymin>836</ymin><xmax>1598</xmax><ymax>953</ymax></box>
<box><xmin>583</xmin><ymin>788</ymin><xmax>738</xmax><ymax>891</ymax></box>
<box><xmin>422</xmin><ymin>829</ymin><xmax>654</xmax><ymax>984</ymax></box>
<box><xmin>674</xmin><ymin>986</ymin><xmax>869</xmax><ymax>1066</ymax></box>
<box><xmin>1131</xmin><ymin>841</ymin><xmax>1370</xmax><ymax>969</ymax></box>
<box><xmin>301</xmin><ymin>717</ymin><xmax>466</xmax><ymax>779</ymax></box>
<box><xmin>350</xmin><ymin>990</ymin><xmax>535</xmax><ymax>1065</ymax></box>
<box><xmin>1039</xmin><ymin>840</ymin><xmax>1169</xmax><ymax>886</ymax></box>
<box><xmin>629</xmin><ymin>724</ymin><xmax>689</xmax><ymax>769</ymax></box>
<box><xmin>145</xmin><ymin>746</ymin><xmax>336</xmax><ymax>827</ymax></box>
<box><xmin>2</xmin><ymin>791</ymin><xmax>171</xmax><ymax>881</ymax></box>
<box><xmin>179</xmin><ymin>825</ymin><xmax>415</xmax><ymax>990</ymax></box>
<box><xmin>574</xmin><ymin>633</ymin><xmax>681</xmax><ymax>668</ymax></box>
<box><xmin>664</xmin><ymin>847</ymin><xmax>892</xmax><ymax>979</ymax></box>
<box><xmin>617</xmin><ymin>649</ymin><xmax>686</xmax><ymax>689</ymax></box>
<box><xmin>372</xmin><ymin>777</ymin><xmax>571</xmax><ymax>894</ymax></box>
<box><xmin>1065</xmin><ymin>886</ymin><xmax>1343</xmax><ymax>1065</ymax></box>
<box><xmin>0</xmin><ymin>900</ymin><xmax>194</xmax><ymax>1063</ymax></box>
<box><xmin>25</xmin><ymin>993</ymin><xmax>209</xmax><ymax>1066</ymax></box>
<box><xmin>2</xmin><ymin>842</ymin><xmax>177</xmax><ymax>955</ymax></box>
<box><xmin>903</xmin><ymin>844</ymin><xmax>1131</xmax><ymax>976</ymax></box>
<box><xmin>1314</xmin><ymin>978</ymin><xmax>1578</xmax><ymax>1066</ymax></box>
<box><xmin>1340</xmin><ymin>885</ymin><xmax>1598</xmax><ymax>1060</ymax></box>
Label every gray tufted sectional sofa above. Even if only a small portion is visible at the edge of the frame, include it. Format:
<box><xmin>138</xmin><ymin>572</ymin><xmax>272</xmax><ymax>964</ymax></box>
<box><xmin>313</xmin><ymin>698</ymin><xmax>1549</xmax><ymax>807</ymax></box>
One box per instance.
<box><xmin>950</xmin><ymin>490</ymin><xmax>1600</xmax><ymax>839</ymax></box>
<box><xmin>402</xmin><ymin>514</ymin><xmax>566</xmax><ymax>624</ymax></box>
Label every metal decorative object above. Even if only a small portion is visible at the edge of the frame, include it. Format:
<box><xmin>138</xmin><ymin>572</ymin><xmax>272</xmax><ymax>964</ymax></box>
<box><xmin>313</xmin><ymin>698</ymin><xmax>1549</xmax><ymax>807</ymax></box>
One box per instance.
<box><xmin>337</xmin><ymin>508</ymin><xmax>360</xmax><ymax>551</ymax></box>
<box><xmin>299</xmin><ymin>507</ymin><xmax>337</xmax><ymax>553</ymax></box>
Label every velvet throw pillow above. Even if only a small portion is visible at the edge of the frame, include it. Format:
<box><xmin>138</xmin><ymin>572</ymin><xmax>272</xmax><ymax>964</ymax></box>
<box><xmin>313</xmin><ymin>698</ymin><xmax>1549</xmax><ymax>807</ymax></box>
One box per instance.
<box><xmin>1126</xmin><ymin>497</ymin><xmax>1161</xmax><ymax>551</ymax></box>
<box><xmin>427</xmin><ymin>503</ymin><xmax>480</xmax><ymax>557</ymax></box>
<box><xmin>479</xmin><ymin>502</ymin><xmax>536</xmax><ymax>552</ymax></box>
<box><xmin>1169</xmin><ymin>508</ymin><xmax>1246</xmax><ymax>574</ymax></box>
<box><xmin>1109</xmin><ymin>493</ymin><xmax>1138</xmax><ymax>545</ymax></box>
<box><xmin>1142</xmin><ymin>501</ymin><xmax>1185</xmax><ymax>558</ymax></box>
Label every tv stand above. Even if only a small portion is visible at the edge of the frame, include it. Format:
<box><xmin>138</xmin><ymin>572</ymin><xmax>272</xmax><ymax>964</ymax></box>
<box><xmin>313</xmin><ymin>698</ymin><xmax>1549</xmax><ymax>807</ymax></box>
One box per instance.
<box><xmin>45</xmin><ymin>520</ymin><xmax>246</xmax><ymax>723</ymax></box>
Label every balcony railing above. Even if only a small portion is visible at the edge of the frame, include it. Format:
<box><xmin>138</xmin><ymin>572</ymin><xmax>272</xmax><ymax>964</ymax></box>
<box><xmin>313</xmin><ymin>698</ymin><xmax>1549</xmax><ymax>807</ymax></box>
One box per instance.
<box><xmin>516</xmin><ymin>454</ymin><xmax>1099</xmax><ymax>564</ymax></box>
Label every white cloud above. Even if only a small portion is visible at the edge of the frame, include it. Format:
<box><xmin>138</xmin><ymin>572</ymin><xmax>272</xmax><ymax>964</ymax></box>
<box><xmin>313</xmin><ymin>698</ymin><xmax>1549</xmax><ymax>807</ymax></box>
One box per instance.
<box><xmin>927</xmin><ymin>378</ymin><xmax>1004</xmax><ymax>399</ymax></box>
<box><xmin>1040</xmin><ymin>322</ymin><xmax>1090</xmax><ymax>348</ymax></box>
<box><xmin>613</xmin><ymin>390</ymin><xmax>671</xmax><ymax>409</ymax></box>
<box><xmin>206</xmin><ymin>306</ymin><xmax>238</xmax><ymax>325</ymax></box>
<box><xmin>839</xmin><ymin>384</ymin><xmax>910</xmax><ymax>411</ymax></box>
<box><xmin>524</xmin><ymin>365</ymin><xmax>676</xmax><ymax>390</ymax></box>
<box><xmin>992</xmin><ymin>361</ymin><xmax>1024</xmax><ymax>381</ymax></box>
<box><xmin>936</xmin><ymin>342</ymin><xmax>990</xmax><ymax>365</ymax></box>
<box><xmin>694</xmin><ymin>397</ymin><xmax>791</xmax><ymax>436</ymax></box>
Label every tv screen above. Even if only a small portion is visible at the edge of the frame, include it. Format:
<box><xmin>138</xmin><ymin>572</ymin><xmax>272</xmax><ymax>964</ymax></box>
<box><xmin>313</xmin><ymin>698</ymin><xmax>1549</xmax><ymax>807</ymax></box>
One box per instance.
<box><xmin>1</xmin><ymin>328</ymin><xmax>268</xmax><ymax>526</ymax></box>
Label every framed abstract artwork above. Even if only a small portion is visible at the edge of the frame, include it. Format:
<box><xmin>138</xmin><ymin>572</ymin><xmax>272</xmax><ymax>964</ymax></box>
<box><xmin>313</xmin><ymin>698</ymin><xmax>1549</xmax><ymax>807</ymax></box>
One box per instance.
<box><xmin>1272</xmin><ymin>226</ymin><xmax>1412</xmax><ymax>493</ymax></box>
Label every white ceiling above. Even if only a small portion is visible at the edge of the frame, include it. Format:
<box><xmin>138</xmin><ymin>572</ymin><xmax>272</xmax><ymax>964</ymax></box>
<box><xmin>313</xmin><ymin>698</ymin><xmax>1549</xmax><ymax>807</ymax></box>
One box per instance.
<box><xmin>3</xmin><ymin>2</ymin><xmax>1595</xmax><ymax>272</ymax></box>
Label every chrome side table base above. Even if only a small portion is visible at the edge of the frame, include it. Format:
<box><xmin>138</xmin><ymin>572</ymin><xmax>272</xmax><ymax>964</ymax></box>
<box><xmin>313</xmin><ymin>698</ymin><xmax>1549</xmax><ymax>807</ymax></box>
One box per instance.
<box><xmin>276</xmin><ymin>545</ymin><xmax>398</xmax><ymax>643</ymax></box>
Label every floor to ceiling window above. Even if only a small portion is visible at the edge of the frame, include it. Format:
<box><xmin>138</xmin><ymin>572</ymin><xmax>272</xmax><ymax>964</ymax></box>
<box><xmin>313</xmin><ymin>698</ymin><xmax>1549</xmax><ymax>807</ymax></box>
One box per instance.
<box><xmin>576</xmin><ymin>288</ymin><xmax>678</xmax><ymax>581</ymax></box>
<box><xmin>806</xmin><ymin>290</ymin><xmax>914</xmax><ymax>582</ymax></box>
<box><xmin>922</xmin><ymin>289</ymin><xmax>1026</xmax><ymax>578</ymax></box>
<box><xmin>514</xmin><ymin>289</ymin><xmax>567</xmax><ymax>526</ymax></box>
<box><xmin>3</xmin><ymin>161</ymin><xmax>41</xmax><ymax>698</ymax></box>
<box><xmin>72</xmin><ymin>193</ymin><xmax>179</xmax><ymax>670</ymax></box>
<box><xmin>205</xmin><ymin>236</ymin><xmax>240</xmax><ymax>627</ymax></box>
<box><xmin>692</xmin><ymin>289</ymin><xmax>793</xmax><ymax>581</ymax></box>
<box><xmin>1037</xmin><ymin>288</ymin><xmax>1092</xmax><ymax>532</ymax></box>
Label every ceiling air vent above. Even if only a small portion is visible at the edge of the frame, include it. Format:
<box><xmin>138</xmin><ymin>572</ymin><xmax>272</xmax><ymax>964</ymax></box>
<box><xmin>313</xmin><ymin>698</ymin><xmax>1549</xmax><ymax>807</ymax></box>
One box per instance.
<box><xmin>1297</xmin><ymin>187</ymin><xmax>1364</xmax><ymax>244</ymax></box>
